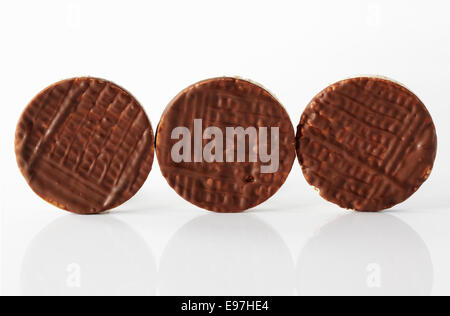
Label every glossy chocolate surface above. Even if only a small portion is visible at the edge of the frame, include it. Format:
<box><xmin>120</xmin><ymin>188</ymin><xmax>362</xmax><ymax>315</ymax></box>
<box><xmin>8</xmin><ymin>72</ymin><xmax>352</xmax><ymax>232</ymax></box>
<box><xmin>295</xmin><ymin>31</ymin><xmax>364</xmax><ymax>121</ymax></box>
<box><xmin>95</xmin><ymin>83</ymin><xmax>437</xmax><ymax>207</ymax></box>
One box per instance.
<box><xmin>15</xmin><ymin>78</ymin><xmax>154</xmax><ymax>214</ymax></box>
<box><xmin>296</xmin><ymin>77</ymin><xmax>437</xmax><ymax>211</ymax></box>
<box><xmin>156</xmin><ymin>77</ymin><xmax>296</xmax><ymax>213</ymax></box>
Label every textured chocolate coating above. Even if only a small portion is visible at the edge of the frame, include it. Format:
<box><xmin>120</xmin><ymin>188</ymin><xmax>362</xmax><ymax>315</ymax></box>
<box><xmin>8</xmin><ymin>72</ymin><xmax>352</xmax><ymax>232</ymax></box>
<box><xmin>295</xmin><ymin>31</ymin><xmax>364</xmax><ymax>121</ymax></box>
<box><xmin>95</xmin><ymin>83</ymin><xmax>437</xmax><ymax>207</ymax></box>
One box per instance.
<box><xmin>156</xmin><ymin>77</ymin><xmax>296</xmax><ymax>213</ymax></box>
<box><xmin>296</xmin><ymin>77</ymin><xmax>437</xmax><ymax>212</ymax></box>
<box><xmin>15</xmin><ymin>78</ymin><xmax>154</xmax><ymax>214</ymax></box>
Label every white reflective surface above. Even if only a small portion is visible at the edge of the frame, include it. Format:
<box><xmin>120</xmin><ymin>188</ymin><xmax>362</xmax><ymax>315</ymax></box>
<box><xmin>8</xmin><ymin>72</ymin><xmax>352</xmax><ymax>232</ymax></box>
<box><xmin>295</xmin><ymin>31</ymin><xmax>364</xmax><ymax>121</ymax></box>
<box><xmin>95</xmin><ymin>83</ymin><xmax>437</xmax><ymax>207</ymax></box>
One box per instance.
<box><xmin>3</xmin><ymin>199</ymin><xmax>448</xmax><ymax>296</ymax></box>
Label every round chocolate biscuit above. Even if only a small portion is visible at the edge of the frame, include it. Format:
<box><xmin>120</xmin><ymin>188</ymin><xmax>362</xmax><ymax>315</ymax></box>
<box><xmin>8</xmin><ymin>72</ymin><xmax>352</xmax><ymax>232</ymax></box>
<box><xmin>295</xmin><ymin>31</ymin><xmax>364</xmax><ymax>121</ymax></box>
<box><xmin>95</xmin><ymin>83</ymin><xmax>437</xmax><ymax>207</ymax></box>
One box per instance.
<box><xmin>15</xmin><ymin>77</ymin><xmax>154</xmax><ymax>214</ymax></box>
<box><xmin>296</xmin><ymin>77</ymin><xmax>437</xmax><ymax>212</ymax></box>
<box><xmin>156</xmin><ymin>77</ymin><xmax>296</xmax><ymax>213</ymax></box>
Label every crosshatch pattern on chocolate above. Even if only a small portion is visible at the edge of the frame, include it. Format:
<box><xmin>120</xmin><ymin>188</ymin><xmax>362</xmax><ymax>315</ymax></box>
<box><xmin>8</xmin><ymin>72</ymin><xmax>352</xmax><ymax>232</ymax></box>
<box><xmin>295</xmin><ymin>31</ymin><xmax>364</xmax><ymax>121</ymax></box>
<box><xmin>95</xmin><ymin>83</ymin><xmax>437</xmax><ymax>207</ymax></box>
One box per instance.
<box><xmin>296</xmin><ymin>77</ymin><xmax>437</xmax><ymax>212</ymax></box>
<box><xmin>15</xmin><ymin>78</ymin><xmax>154</xmax><ymax>214</ymax></box>
<box><xmin>156</xmin><ymin>78</ymin><xmax>296</xmax><ymax>213</ymax></box>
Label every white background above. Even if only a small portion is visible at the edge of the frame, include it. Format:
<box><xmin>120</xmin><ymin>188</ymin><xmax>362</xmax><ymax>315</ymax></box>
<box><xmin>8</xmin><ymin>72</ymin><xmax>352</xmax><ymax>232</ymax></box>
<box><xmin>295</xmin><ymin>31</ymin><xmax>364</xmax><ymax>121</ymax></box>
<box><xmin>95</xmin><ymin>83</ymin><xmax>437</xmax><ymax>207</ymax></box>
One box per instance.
<box><xmin>1</xmin><ymin>0</ymin><xmax>449</xmax><ymax>296</ymax></box>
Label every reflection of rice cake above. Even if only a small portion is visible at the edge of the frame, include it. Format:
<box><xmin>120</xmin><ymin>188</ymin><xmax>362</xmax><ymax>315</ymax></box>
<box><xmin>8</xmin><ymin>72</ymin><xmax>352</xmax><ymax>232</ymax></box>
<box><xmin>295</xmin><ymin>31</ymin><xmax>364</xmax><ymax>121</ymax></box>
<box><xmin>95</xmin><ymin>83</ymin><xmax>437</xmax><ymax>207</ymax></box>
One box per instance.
<box><xmin>156</xmin><ymin>77</ymin><xmax>296</xmax><ymax>213</ymax></box>
<box><xmin>296</xmin><ymin>77</ymin><xmax>437</xmax><ymax>211</ymax></box>
<box><xmin>22</xmin><ymin>216</ymin><xmax>156</xmax><ymax>296</ymax></box>
<box><xmin>15</xmin><ymin>78</ymin><xmax>154</xmax><ymax>214</ymax></box>
<box><xmin>160</xmin><ymin>215</ymin><xmax>295</xmax><ymax>295</ymax></box>
<box><xmin>297</xmin><ymin>214</ymin><xmax>433</xmax><ymax>296</ymax></box>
